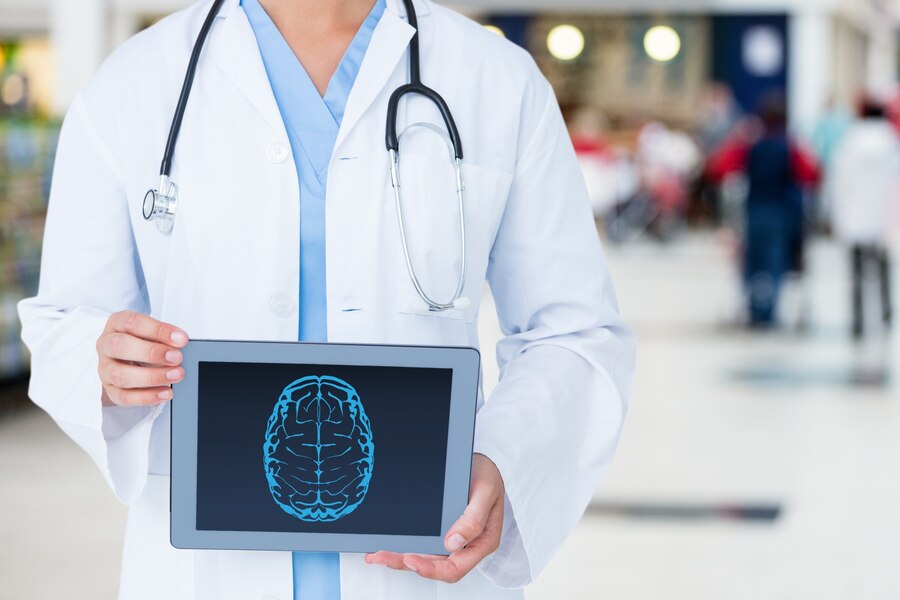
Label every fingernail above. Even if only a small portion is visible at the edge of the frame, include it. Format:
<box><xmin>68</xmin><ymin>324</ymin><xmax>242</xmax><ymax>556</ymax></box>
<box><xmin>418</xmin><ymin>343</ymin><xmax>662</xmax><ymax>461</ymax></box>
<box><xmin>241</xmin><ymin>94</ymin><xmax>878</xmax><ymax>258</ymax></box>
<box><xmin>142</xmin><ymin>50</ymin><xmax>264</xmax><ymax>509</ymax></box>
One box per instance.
<box><xmin>447</xmin><ymin>533</ymin><xmax>466</xmax><ymax>552</ymax></box>
<box><xmin>165</xmin><ymin>350</ymin><xmax>182</xmax><ymax>364</ymax></box>
<box><xmin>170</xmin><ymin>331</ymin><xmax>187</xmax><ymax>346</ymax></box>
<box><xmin>166</xmin><ymin>369</ymin><xmax>182</xmax><ymax>382</ymax></box>
<box><xmin>403</xmin><ymin>560</ymin><xmax>417</xmax><ymax>572</ymax></box>
<box><xmin>158</xmin><ymin>390</ymin><xmax>173</xmax><ymax>401</ymax></box>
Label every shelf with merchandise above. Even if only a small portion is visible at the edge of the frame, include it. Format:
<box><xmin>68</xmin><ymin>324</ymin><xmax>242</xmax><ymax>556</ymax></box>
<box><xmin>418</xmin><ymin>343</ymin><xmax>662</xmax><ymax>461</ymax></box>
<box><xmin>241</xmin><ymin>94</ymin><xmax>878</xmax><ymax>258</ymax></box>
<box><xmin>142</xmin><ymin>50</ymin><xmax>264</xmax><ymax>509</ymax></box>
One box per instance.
<box><xmin>0</xmin><ymin>119</ymin><xmax>60</xmax><ymax>380</ymax></box>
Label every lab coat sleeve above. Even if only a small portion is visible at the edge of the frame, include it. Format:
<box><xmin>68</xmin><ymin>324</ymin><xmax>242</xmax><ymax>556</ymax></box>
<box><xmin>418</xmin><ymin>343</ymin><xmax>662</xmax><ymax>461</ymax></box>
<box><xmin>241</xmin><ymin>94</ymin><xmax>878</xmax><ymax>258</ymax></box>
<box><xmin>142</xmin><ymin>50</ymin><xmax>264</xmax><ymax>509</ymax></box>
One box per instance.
<box><xmin>17</xmin><ymin>94</ymin><xmax>162</xmax><ymax>505</ymax></box>
<box><xmin>474</xmin><ymin>78</ymin><xmax>636</xmax><ymax>588</ymax></box>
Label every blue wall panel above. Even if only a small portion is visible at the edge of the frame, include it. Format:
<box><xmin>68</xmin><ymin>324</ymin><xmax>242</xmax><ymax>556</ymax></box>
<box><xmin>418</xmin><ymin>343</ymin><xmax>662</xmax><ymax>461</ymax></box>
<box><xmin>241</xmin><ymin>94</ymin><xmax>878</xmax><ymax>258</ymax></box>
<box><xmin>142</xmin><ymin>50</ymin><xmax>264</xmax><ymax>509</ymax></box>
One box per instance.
<box><xmin>712</xmin><ymin>14</ymin><xmax>790</xmax><ymax>114</ymax></box>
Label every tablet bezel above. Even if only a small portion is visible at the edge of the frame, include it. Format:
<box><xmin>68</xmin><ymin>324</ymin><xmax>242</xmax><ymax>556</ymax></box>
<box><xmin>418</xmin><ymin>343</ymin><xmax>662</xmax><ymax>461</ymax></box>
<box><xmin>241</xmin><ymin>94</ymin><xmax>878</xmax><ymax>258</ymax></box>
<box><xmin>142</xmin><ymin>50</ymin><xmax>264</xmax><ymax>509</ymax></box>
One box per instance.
<box><xmin>170</xmin><ymin>340</ymin><xmax>480</xmax><ymax>555</ymax></box>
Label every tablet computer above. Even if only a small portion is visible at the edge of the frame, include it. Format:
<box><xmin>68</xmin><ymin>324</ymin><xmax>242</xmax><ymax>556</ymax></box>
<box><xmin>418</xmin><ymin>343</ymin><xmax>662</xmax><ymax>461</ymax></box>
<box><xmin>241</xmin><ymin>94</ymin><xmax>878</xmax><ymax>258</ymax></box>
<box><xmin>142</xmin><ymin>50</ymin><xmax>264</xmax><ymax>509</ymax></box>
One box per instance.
<box><xmin>170</xmin><ymin>340</ymin><xmax>480</xmax><ymax>555</ymax></box>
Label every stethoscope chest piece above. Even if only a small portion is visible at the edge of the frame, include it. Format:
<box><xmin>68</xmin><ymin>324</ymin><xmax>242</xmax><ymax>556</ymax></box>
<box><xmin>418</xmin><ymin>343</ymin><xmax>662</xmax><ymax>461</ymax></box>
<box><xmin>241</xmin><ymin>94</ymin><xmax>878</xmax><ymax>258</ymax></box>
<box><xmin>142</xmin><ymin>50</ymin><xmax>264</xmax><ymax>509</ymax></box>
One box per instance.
<box><xmin>143</xmin><ymin>175</ymin><xmax>178</xmax><ymax>234</ymax></box>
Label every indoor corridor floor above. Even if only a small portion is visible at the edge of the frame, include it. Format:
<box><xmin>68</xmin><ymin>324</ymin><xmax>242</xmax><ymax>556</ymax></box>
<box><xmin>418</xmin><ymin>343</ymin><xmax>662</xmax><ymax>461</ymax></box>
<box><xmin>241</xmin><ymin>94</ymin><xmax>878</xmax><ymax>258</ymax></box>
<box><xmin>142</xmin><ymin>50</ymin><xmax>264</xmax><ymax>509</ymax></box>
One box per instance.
<box><xmin>2</xmin><ymin>232</ymin><xmax>899</xmax><ymax>599</ymax></box>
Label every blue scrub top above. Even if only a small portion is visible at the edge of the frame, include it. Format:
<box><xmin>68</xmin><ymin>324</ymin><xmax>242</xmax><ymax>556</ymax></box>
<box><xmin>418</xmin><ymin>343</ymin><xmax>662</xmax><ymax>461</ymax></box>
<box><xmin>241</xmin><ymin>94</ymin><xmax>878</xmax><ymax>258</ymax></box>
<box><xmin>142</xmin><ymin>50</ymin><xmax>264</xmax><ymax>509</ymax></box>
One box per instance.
<box><xmin>241</xmin><ymin>0</ymin><xmax>385</xmax><ymax>597</ymax></box>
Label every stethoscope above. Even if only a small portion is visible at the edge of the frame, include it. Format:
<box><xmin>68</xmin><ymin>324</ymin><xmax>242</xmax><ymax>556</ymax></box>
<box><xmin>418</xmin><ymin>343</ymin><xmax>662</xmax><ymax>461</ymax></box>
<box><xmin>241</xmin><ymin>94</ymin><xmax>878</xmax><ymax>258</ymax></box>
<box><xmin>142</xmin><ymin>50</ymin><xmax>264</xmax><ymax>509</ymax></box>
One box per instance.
<box><xmin>143</xmin><ymin>0</ymin><xmax>470</xmax><ymax>312</ymax></box>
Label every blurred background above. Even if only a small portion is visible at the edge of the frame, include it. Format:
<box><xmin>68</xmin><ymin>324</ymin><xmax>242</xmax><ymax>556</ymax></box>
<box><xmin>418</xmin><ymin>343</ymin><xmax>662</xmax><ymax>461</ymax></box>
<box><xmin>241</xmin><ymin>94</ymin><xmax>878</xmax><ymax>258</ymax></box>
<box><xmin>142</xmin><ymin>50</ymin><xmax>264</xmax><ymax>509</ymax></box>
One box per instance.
<box><xmin>2</xmin><ymin>0</ymin><xmax>900</xmax><ymax>598</ymax></box>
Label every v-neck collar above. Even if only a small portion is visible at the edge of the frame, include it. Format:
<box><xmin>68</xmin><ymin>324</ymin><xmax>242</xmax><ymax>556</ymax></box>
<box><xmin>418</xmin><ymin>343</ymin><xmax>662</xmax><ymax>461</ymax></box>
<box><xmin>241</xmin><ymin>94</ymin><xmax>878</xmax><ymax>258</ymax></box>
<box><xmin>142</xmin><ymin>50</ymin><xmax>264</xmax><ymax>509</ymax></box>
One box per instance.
<box><xmin>324</xmin><ymin>0</ymin><xmax>385</xmax><ymax>124</ymax></box>
<box><xmin>241</xmin><ymin>0</ymin><xmax>383</xmax><ymax>127</ymax></box>
<box><xmin>214</xmin><ymin>0</ymin><xmax>417</xmax><ymax>172</ymax></box>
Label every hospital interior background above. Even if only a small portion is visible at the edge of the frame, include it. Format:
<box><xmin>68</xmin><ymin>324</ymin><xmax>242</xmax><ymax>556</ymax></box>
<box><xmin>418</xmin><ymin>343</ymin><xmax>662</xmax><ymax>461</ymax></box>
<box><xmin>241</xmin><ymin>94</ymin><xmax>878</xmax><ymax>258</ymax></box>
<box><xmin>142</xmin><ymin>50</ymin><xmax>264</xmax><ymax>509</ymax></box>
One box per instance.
<box><xmin>2</xmin><ymin>0</ymin><xmax>900</xmax><ymax>597</ymax></box>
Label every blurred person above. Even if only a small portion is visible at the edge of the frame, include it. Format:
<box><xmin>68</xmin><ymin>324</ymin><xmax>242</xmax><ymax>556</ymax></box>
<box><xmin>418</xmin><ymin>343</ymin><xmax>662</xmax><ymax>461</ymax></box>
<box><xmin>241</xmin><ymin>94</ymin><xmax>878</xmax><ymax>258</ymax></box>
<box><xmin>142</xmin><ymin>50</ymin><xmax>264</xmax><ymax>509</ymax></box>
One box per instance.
<box><xmin>829</xmin><ymin>98</ymin><xmax>900</xmax><ymax>339</ymax></box>
<box><xmin>697</xmin><ymin>82</ymin><xmax>742</xmax><ymax>154</ymax></box>
<box><xmin>708</xmin><ymin>93</ymin><xmax>819</xmax><ymax>326</ymax></box>
<box><xmin>568</xmin><ymin>106</ymin><xmax>639</xmax><ymax>218</ymax></box>
<box><xmin>811</xmin><ymin>97</ymin><xmax>852</xmax><ymax>172</ymax></box>
<box><xmin>888</xmin><ymin>92</ymin><xmax>900</xmax><ymax>134</ymax></box>
<box><xmin>695</xmin><ymin>83</ymin><xmax>743</xmax><ymax>223</ymax></box>
<box><xmin>624</xmin><ymin>121</ymin><xmax>701</xmax><ymax>241</ymax></box>
<box><xmin>705</xmin><ymin>115</ymin><xmax>763</xmax><ymax>233</ymax></box>
<box><xmin>811</xmin><ymin>97</ymin><xmax>852</xmax><ymax>230</ymax></box>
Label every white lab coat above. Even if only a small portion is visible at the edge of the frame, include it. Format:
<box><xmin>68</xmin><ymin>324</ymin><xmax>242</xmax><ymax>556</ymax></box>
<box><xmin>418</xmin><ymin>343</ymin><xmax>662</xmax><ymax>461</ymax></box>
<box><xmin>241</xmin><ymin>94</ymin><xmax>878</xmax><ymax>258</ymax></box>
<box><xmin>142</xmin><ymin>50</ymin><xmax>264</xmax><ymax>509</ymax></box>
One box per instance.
<box><xmin>828</xmin><ymin>120</ymin><xmax>900</xmax><ymax>245</ymax></box>
<box><xmin>18</xmin><ymin>0</ymin><xmax>635</xmax><ymax>598</ymax></box>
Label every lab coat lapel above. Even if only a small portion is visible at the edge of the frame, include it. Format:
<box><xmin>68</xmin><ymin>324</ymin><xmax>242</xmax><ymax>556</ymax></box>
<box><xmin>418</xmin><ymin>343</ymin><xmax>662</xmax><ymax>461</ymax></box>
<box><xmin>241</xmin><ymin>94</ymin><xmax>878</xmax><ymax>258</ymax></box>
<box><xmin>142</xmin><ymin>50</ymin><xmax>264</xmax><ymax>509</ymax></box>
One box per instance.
<box><xmin>333</xmin><ymin>6</ymin><xmax>416</xmax><ymax>152</ymax></box>
<box><xmin>206</xmin><ymin>3</ymin><xmax>288</xmax><ymax>139</ymax></box>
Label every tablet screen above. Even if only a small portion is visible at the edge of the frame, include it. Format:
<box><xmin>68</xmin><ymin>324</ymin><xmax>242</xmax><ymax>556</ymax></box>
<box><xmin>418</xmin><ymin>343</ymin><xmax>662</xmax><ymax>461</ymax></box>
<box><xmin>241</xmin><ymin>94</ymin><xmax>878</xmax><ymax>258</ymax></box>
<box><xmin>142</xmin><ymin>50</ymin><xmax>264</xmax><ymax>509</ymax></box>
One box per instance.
<box><xmin>195</xmin><ymin>362</ymin><xmax>453</xmax><ymax>537</ymax></box>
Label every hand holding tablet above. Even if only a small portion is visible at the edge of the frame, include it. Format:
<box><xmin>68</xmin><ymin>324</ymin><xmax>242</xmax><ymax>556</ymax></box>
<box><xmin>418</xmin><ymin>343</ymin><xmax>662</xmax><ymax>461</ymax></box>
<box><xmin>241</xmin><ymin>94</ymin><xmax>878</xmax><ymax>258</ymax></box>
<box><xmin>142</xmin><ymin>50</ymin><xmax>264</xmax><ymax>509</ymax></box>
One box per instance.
<box><xmin>171</xmin><ymin>340</ymin><xmax>481</xmax><ymax>556</ymax></box>
<box><xmin>365</xmin><ymin>453</ymin><xmax>505</xmax><ymax>583</ymax></box>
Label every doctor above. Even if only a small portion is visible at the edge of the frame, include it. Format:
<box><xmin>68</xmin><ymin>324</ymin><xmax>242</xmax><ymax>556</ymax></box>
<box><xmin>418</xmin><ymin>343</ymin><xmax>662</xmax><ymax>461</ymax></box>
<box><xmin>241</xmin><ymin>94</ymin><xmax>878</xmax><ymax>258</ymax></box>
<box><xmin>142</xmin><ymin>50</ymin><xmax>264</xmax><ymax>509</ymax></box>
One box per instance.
<box><xmin>19</xmin><ymin>0</ymin><xmax>635</xmax><ymax>598</ymax></box>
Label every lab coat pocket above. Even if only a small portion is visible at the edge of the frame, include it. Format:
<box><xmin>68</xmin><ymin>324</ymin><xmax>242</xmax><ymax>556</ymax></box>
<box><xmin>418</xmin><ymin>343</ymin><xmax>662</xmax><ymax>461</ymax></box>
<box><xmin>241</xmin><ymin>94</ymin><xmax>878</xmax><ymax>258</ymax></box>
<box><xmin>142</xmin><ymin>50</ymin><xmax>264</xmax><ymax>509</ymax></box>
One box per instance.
<box><xmin>395</xmin><ymin>152</ymin><xmax>512</xmax><ymax>322</ymax></box>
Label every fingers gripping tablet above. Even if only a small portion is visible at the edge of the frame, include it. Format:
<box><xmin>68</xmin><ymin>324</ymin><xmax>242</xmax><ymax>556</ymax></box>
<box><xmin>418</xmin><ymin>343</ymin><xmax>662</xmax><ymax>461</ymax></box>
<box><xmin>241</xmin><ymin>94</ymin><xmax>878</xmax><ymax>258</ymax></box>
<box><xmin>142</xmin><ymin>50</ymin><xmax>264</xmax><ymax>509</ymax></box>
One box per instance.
<box><xmin>170</xmin><ymin>340</ymin><xmax>479</xmax><ymax>555</ymax></box>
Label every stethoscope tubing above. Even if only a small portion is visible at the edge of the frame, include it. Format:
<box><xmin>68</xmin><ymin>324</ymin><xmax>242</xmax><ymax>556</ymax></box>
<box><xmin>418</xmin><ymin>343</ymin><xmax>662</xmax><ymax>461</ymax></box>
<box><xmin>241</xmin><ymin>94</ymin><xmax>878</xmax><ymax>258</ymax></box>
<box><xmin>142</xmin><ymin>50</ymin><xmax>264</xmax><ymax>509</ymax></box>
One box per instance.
<box><xmin>385</xmin><ymin>83</ymin><xmax>463</xmax><ymax>159</ymax></box>
<box><xmin>390</xmin><ymin>148</ymin><xmax>467</xmax><ymax>312</ymax></box>
<box><xmin>146</xmin><ymin>0</ymin><xmax>469</xmax><ymax>313</ymax></box>
<box><xmin>160</xmin><ymin>0</ymin><xmax>227</xmax><ymax>178</ymax></box>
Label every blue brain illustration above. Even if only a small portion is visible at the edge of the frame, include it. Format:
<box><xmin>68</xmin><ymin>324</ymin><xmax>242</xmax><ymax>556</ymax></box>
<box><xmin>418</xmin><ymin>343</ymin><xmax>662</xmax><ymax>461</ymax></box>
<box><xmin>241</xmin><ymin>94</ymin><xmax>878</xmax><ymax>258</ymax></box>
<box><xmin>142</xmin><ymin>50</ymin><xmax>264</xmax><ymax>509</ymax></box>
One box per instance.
<box><xmin>263</xmin><ymin>376</ymin><xmax>375</xmax><ymax>522</ymax></box>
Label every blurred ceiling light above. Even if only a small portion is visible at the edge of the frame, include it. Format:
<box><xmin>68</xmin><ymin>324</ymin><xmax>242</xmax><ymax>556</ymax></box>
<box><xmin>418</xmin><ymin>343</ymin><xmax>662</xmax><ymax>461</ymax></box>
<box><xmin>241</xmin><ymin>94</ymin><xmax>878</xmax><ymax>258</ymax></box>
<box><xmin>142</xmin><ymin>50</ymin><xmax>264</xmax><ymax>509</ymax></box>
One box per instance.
<box><xmin>743</xmin><ymin>26</ymin><xmax>783</xmax><ymax>76</ymax></box>
<box><xmin>644</xmin><ymin>25</ymin><xmax>681</xmax><ymax>62</ymax></box>
<box><xmin>1</xmin><ymin>74</ymin><xmax>26</xmax><ymax>107</ymax></box>
<box><xmin>484</xmin><ymin>25</ymin><xmax>505</xmax><ymax>38</ymax></box>
<box><xmin>547</xmin><ymin>24</ymin><xmax>585</xmax><ymax>61</ymax></box>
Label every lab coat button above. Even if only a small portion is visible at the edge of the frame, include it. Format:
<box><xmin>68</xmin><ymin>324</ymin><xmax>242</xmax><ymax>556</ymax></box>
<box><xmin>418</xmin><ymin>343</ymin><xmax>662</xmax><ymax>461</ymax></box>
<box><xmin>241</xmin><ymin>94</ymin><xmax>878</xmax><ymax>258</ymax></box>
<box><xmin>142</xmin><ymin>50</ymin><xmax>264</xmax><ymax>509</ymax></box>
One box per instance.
<box><xmin>268</xmin><ymin>293</ymin><xmax>294</xmax><ymax>317</ymax></box>
<box><xmin>267</xmin><ymin>143</ymin><xmax>289</xmax><ymax>163</ymax></box>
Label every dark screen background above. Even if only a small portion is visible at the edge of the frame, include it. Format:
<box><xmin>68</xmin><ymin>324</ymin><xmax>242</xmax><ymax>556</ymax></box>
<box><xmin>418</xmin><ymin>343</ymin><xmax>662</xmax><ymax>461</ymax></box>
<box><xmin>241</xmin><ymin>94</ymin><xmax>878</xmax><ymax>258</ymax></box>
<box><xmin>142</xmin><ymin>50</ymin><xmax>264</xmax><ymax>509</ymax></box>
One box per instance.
<box><xmin>195</xmin><ymin>362</ymin><xmax>452</xmax><ymax>536</ymax></box>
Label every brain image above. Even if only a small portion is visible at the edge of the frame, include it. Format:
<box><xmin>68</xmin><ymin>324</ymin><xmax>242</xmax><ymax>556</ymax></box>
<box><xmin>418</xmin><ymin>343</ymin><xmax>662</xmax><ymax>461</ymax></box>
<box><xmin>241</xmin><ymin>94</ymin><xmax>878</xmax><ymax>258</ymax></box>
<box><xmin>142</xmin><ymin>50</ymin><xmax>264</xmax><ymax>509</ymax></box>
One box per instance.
<box><xmin>263</xmin><ymin>376</ymin><xmax>375</xmax><ymax>522</ymax></box>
